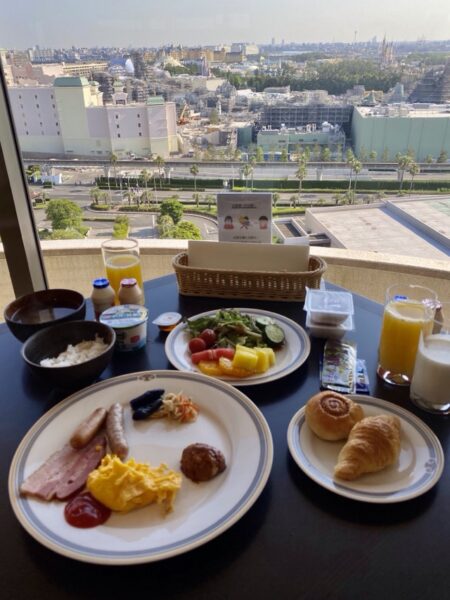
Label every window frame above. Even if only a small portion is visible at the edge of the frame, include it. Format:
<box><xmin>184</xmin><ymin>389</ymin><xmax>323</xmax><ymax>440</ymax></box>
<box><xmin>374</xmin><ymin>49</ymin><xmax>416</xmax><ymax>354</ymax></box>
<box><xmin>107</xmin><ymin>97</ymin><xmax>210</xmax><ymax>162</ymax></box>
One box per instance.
<box><xmin>0</xmin><ymin>66</ymin><xmax>48</xmax><ymax>298</ymax></box>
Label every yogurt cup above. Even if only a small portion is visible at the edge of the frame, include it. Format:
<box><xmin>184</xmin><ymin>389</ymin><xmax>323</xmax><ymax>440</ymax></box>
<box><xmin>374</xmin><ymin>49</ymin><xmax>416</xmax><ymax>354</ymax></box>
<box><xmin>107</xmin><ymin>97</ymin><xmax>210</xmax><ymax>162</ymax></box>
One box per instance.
<box><xmin>100</xmin><ymin>304</ymin><xmax>148</xmax><ymax>351</ymax></box>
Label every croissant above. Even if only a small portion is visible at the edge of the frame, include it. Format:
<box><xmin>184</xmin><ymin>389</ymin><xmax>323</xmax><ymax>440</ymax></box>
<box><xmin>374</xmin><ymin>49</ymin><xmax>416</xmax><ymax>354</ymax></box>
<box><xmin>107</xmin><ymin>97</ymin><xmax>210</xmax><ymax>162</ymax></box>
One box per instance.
<box><xmin>305</xmin><ymin>391</ymin><xmax>364</xmax><ymax>441</ymax></box>
<box><xmin>334</xmin><ymin>415</ymin><xmax>401</xmax><ymax>481</ymax></box>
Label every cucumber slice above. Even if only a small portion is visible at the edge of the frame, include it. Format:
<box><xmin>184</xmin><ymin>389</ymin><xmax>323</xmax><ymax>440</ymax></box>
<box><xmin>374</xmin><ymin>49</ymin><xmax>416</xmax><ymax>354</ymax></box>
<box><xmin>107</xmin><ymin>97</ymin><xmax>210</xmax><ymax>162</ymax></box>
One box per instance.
<box><xmin>264</xmin><ymin>323</ymin><xmax>285</xmax><ymax>346</ymax></box>
<box><xmin>255</xmin><ymin>316</ymin><xmax>274</xmax><ymax>330</ymax></box>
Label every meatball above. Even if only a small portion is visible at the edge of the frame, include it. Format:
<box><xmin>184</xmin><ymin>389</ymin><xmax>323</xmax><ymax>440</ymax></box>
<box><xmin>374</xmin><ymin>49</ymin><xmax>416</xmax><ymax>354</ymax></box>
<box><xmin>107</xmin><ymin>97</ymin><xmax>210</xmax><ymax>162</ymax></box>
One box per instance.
<box><xmin>180</xmin><ymin>443</ymin><xmax>226</xmax><ymax>483</ymax></box>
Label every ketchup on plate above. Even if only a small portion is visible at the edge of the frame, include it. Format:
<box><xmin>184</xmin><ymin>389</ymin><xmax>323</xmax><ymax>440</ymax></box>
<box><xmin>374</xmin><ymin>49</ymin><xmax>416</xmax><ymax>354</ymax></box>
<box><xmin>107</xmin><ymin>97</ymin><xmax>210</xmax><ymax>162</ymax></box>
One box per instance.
<box><xmin>64</xmin><ymin>492</ymin><xmax>111</xmax><ymax>528</ymax></box>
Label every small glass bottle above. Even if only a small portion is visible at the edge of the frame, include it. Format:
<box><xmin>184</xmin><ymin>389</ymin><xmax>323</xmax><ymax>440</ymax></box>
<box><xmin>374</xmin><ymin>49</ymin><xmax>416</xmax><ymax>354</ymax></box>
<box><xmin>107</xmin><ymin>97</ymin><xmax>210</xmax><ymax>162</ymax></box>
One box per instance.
<box><xmin>118</xmin><ymin>278</ymin><xmax>144</xmax><ymax>305</ymax></box>
<box><xmin>91</xmin><ymin>278</ymin><xmax>115</xmax><ymax>320</ymax></box>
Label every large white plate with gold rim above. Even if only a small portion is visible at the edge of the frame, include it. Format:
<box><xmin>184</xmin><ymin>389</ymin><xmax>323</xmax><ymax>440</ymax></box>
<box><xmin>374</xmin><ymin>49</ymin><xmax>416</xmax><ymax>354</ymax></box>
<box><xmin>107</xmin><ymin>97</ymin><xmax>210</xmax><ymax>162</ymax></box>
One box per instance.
<box><xmin>9</xmin><ymin>370</ymin><xmax>273</xmax><ymax>565</ymax></box>
<box><xmin>287</xmin><ymin>395</ymin><xmax>444</xmax><ymax>503</ymax></box>
<box><xmin>165</xmin><ymin>308</ymin><xmax>311</xmax><ymax>386</ymax></box>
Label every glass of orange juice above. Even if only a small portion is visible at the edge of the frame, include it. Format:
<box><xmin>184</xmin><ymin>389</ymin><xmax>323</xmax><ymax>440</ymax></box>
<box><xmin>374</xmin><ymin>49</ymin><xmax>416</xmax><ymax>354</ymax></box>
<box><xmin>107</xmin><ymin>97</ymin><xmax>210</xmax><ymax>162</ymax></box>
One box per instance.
<box><xmin>101</xmin><ymin>238</ymin><xmax>144</xmax><ymax>300</ymax></box>
<box><xmin>377</xmin><ymin>284</ymin><xmax>437</xmax><ymax>385</ymax></box>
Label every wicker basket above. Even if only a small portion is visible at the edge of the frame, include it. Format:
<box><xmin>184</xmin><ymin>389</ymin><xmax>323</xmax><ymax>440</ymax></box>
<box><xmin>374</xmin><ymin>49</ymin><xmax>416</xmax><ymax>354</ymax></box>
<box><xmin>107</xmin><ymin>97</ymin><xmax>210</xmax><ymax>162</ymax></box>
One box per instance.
<box><xmin>172</xmin><ymin>252</ymin><xmax>327</xmax><ymax>302</ymax></box>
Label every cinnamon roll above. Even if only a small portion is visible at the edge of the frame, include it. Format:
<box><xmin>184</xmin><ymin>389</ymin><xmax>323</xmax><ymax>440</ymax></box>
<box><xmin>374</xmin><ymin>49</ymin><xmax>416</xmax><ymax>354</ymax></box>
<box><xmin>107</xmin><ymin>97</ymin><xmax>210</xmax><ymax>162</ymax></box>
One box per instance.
<box><xmin>305</xmin><ymin>391</ymin><xmax>365</xmax><ymax>441</ymax></box>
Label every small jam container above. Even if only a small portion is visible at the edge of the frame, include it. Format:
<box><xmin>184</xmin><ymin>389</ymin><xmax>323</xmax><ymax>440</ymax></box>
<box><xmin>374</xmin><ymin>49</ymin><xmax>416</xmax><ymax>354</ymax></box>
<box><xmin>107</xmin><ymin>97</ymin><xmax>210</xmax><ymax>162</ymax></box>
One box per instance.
<box><xmin>100</xmin><ymin>305</ymin><xmax>148</xmax><ymax>351</ymax></box>
<box><xmin>304</xmin><ymin>289</ymin><xmax>354</xmax><ymax>326</ymax></box>
<box><xmin>152</xmin><ymin>312</ymin><xmax>182</xmax><ymax>332</ymax></box>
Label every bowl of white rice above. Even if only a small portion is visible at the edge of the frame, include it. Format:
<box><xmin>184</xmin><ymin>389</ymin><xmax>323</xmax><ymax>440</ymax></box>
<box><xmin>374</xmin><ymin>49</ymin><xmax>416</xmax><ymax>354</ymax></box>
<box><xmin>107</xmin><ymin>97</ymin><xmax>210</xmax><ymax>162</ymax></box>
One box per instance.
<box><xmin>21</xmin><ymin>320</ymin><xmax>116</xmax><ymax>389</ymax></box>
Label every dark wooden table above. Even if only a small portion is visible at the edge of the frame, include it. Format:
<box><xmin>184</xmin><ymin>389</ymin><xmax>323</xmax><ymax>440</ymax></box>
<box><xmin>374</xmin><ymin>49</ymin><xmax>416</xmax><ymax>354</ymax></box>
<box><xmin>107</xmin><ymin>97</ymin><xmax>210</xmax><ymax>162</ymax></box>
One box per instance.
<box><xmin>1</xmin><ymin>274</ymin><xmax>449</xmax><ymax>600</ymax></box>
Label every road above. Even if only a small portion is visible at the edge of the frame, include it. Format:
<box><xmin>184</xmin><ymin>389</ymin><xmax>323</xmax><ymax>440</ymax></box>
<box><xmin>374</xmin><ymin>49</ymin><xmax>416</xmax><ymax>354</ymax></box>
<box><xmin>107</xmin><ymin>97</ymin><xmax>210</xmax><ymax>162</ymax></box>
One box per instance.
<box><xmin>27</xmin><ymin>160</ymin><xmax>450</xmax><ymax>186</ymax></box>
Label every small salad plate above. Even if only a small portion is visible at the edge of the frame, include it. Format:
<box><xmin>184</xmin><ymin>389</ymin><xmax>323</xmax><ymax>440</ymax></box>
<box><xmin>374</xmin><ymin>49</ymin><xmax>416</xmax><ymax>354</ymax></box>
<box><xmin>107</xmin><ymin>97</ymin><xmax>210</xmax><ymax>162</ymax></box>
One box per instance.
<box><xmin>165</xmin><ymin>308</ymin><xmax>311</xmax><ymax>386</ymax></box>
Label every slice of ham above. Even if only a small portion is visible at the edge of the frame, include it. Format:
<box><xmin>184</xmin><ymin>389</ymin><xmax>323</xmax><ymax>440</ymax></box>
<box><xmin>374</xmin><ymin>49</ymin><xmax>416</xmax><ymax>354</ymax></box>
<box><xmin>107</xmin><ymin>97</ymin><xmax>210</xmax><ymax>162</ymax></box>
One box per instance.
<box><xmin>20</xmin><ymin>434</ymin><xmax>106</xmax><ymax>501</ymax></box>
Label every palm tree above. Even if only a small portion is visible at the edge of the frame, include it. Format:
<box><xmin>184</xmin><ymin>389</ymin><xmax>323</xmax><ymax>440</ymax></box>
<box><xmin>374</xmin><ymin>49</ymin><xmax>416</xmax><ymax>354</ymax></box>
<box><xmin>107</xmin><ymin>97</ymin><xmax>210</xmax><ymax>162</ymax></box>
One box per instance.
<box><xmin>249</xmin><ymin>157</ymin><xmax>256</xmax><ymax>190</ymax></box>
<box><xmin>124</xmin><ymin>190</ymin><xmax>135</xmax><ymax>206</ymax></box>
<box><xmin>352</xmin><ymin>160</ymin><xmax>362</xmax><ymax>198</ymax></box>
<box><xmin>155</xmin><ymin>155</ymin><xmax>165</xmax><ymax>189</ymax></box>
<box><xmin>190</xmin><ymin>164</ymin><xmax>199</xmax><ymax>192</ymax></box>
<box><xmin>90</xmin><ymin>187</ymin><xmax>101</xmax><ymax>205</ymax></box>
<box><xmin>369</xmin><ymin>150</ymin><xmax>377</xmax><ymax>162</ymax></box>
<box><xmin>110</xmin><ymin>152</ymin><xmax>118</xmax><ymax>180</ymax></box>
<box><xmin>241</xmin><ymin>164</ymin><xmax>252</xmax><ymax>190</ymax></box>
<box><xmin>273</xmin><ymin>193</ymin><xmax>280</xmax><ymax>208</ymax></box>
<box><xmin>140</xmin><ymin>169</ymin><xmax>150</xmax><ymax>193</ymax></box>
<box><xmin>397</xmin><ymin>155</ymin><xmax>412</xmax><ymax>191</ymax></box>
<box><xmin>408</xmin><ymin>162</ymin><xmax>420</xmax><ymax>191</ymax></box>
<box><xmin>346</xmin><ymin>150</ymin><xmax>355</xmax><ymax>191</ymax></box>
<box><xmin>295</xmin><ymin>159</ymin><xmax>307</xmax><ymax>204</ymax></box>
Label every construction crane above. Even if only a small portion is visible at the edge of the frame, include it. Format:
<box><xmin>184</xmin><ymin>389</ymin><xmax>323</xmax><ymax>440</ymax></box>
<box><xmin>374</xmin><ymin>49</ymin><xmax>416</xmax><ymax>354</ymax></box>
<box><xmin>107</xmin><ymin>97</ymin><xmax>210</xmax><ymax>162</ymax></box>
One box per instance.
<box><xmin>177</xmin><ymin>103</ymin><xmax>189</xmax><ymax>125</ymax></box>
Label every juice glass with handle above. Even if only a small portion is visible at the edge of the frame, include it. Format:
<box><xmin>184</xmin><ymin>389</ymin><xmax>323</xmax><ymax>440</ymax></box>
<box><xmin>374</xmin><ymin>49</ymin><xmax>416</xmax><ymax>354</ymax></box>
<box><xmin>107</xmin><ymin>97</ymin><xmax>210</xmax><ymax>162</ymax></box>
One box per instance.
<box><xmin>410</xmin><ymin>302</ymin><xmax>450</xmax><ymax>414</ymax></box>
<box><xmin>377</xmin><ymin>284</ymin><xmax>437</xmax><ymax>386</ymax></box>
<box><xmin>101</xmin><ymin>238</ymin><xmax>144</xmax><ymax>300</ymax></box>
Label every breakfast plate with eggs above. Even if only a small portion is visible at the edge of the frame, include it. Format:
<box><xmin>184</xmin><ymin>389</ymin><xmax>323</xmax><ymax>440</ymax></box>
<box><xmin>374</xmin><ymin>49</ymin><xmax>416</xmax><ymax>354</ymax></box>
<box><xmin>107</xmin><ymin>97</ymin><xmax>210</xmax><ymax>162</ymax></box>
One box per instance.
<box><xmin>9</xmin><ymin>370</ymin><xmax>273</xmax><ymax>564</ymax></box>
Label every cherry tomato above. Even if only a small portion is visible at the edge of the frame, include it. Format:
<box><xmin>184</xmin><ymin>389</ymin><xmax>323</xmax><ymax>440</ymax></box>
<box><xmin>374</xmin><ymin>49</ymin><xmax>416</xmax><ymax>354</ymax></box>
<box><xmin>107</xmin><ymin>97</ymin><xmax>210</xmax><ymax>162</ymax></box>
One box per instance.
<box><xmin>200</xmin><ymin>329</ymin><xmax>217</xmax><ymax>347</ymax></box>
<box><xmin>188</xmin><ymin>337</ymin><xmax>207</xmax><ymax>353</ymax></box>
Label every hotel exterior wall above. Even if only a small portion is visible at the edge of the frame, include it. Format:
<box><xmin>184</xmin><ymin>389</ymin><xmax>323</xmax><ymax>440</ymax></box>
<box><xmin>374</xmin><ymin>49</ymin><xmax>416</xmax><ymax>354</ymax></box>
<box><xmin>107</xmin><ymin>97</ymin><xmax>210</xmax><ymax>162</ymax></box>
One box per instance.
<box><xmin>2</xmin><ymin>242</ymin><xmax>449</xmax><ymax>321</ymax></box>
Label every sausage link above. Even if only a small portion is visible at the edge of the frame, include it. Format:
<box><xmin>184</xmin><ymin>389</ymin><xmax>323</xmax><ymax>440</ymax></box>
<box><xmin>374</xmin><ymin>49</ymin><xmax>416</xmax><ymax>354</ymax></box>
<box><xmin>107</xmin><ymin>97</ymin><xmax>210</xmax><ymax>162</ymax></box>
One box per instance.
<box><xmin>106</xmin><ymin>403</ymin><xmax>128</xmax><ymax>460</ymax></box>
<box><xmin>70</xmin><ymin>407</ymin><xmax>107</xmax><ymax>449</ymax></box>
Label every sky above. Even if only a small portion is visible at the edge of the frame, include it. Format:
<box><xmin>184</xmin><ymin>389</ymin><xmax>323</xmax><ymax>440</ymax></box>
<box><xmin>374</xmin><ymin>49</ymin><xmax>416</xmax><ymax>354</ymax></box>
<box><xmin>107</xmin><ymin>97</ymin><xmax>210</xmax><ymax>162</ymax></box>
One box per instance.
<box><xmin>1</xmin><ymin>0</ymin><xmax>450</xmax><ymax>49</ymax></box>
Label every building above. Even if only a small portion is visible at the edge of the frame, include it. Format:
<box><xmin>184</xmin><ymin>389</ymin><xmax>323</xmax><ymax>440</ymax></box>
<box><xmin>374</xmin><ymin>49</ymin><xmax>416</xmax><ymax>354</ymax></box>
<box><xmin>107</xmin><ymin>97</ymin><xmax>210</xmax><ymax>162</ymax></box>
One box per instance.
<box><xmin>257</xmin><ymin>123</ymin><xmax>345</xmax><ymax>154</ymax></box>
<box><xmin>351</xmin><ymin>104</ymin><xmax>450</xmax><ymax>161</ymax></box>
<box><xmin>304</xmin><ymin>198</ymin><xmax>450</xmax><ymax>260</ymax></box>
<box><xmin>9</xmin><ymin>77</ymin><xmax>178</xmax><ymax>158</ymax></box>
<box><xmin>261</xmin><ymin>104</ymin><xmax>354</xmax><ymax>136</ymax></box>
<box><xmin>62</xmin><ymin>61</ymin><xmax>108</xmax><ymax>78</ymax></box>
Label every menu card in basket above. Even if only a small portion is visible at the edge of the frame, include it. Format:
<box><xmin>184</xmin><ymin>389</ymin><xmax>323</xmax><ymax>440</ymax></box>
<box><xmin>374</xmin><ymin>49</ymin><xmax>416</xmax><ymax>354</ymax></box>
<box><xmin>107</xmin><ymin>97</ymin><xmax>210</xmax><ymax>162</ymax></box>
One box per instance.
<box><xmin>217</xmin><ymin>192</ymin><xmax>272</xmax><ymax>243</ymax></box>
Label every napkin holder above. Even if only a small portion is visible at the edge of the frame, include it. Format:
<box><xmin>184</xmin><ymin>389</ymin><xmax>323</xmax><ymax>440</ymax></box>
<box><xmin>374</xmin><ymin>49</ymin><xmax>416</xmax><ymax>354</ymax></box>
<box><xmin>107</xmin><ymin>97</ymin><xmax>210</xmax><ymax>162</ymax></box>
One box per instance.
<box><xmin>172</xmin><ymin>252</ymin><xmax>327</xmax><ymax>302</ymax></box>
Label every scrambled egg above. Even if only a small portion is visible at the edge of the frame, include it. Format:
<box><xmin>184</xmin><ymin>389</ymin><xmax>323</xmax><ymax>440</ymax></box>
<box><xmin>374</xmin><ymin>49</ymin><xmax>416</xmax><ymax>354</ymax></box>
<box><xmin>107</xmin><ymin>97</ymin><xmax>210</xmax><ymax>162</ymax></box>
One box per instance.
<box><xmin>87</xmin><ymin>454</ymin><xmax>182</xmax><ymax>513</ymax></box>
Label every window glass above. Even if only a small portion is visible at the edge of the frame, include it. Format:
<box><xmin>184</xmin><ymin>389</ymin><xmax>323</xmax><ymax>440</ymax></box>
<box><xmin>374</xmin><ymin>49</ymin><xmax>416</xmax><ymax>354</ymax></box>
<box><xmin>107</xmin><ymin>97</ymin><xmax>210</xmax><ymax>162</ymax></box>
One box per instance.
<box><xmin>0</xmin><ymin>0</ymin><xmax>449</xmax><ymax>306</ymax></box>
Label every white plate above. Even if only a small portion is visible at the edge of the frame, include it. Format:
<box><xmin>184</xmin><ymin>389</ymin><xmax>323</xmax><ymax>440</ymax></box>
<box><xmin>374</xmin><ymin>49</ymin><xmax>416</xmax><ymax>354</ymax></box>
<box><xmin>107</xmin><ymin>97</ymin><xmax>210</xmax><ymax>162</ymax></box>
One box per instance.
<box><xmin>9</xmin><ymin>370</ymin><xmax>273</xmax><ymax>565</ymax></box>
<box><xmin>287</xmin><ymin>395</ymin><xmax>444</xmax><ymax>503</ymax></box>
<box><xmin>165</xmin><ymin>308</ymin><xmax>311</xmax><ymax>386</ymax></box>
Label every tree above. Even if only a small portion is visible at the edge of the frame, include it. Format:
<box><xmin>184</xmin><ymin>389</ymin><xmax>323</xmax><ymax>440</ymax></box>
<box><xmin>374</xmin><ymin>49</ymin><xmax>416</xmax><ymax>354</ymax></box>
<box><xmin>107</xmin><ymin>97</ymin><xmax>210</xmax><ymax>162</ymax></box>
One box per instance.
<box><xmin>408</xmin><ymin>162</ymin><xmax>420</xmax><ymax>191</ymax></box>
<box><xmin>157</xmin><ymin>214</ymin><xmax>174</xmax><ymax>238</ymax></box>
<box><xmin>140</xmin><ymin>189</ymin><xmax>153</xmax><ymax>205</ymax></box>
<box><xmin>205</xmin><ymin>194</ymin><xmax>215</xmax><ymax>211</ymax></box>
<box><xmin>280</xmin><ymin>148</ymin><xmax>288</xmax><ymax>162</ymax></box>
<box><xmin>190</xmin><ymin>164</ymin><xmax>199</xmax><ymax>192</ymax></box>
<box><xmin>273</xmin><ymin>193</ymin><xmax>280</xmax><ymax>208</ymax></box>
<box><xmin>381</xmin><ymin>147</ymin><xmax>389</xmax><ymax>162</ymax></box>
<box><xmin>46</xmin><ymin>199</ymin><xmax>83</xmax><ymax>231</ymax></box>
<box><xmin>172</xmin><ymin>221</ymin><xmax>202</xmax><ymax>240</ymax></box>
<box><xmin>155</xmin><ymin>155</ymin><xmax>165</xmax><ymax>188</ymax></box>
<box><xmin>369</xmin><ymin>150</ymin><xmax>378</xmax><ymax>162</ymax></box>
<box><xmin>437</xmin><ymin>150</ymin><xmax>448</xmax><ymax>163</ymax></box>
<box><xmin>335</xmin><ymin>144</ymin><xmax>343</xmax><ymax>162</ymax></box>
<box><xmin>313</xmin><ymin>143</ymin><xmax>321</xmax><ymax>161</ymax></box>
<box><xmin>320</xmin><ymin>147</ymin><xmax>331</xmax><ymax>162</ymax></box>
<box><xmin>359</xmin><ymin>145</ymin><xmax>368</xmax><ymax>162</ymax></box>
<box><xmin>193</xmin><ymin>192</ymin><xmax>201</xmax><ymax>208</ymax></box>
<box><xmin>90</xmin><ymin>187</ymin><xmax>101</xmax><ymax>206</ymax></box>
<box><xmin>249</xmin><ymin>157</ymin><xmax>256</xmax><ymax>189</ymax></box>
<box><xmin>425</xmin><ymin>154</ymin><xmax>434</xmax><ymax>164</ymax></box>
<box><xmin>124</xmin><ymin>189</ymin><xmax>135</xmax><ymax>206</ymax></box>
<box><xmin>352</xmin><ymin>159</ymin><xmax>362</xmax><ymax>196</ymax></box>
<box><xmin>140</xmin><ymin>169</ymin><xmax>150</xmax><ymax>192</ymax></box>
<box><xmin>110</xmin><ymin>152</ymin><xmax>118</xmax><ymax>179</ymax></box>
<box><xmin>113</xmin><ymin>216</ymin><xmax>129</xmax><ymax>239</ymax></box>
<box><xmin>159</xmin><ymin>198</ymin><xmax>183</xmax><ymax>224</ymax></box>
<box><xmin>295</xmin><ymin>159</ymin><xmax>307</xmax><ymax>204</ymax></box>
<box><xmin>346</xmin><ymin>150</ymin><xmax>355</xmax><ymax>190</ymax></box>
<box><xmin>241</xmin><ymin>164</ymin><xmax>252</xmax><ymax>190</ymax></box>
<box><xmin>255</xmin><ymin>146</ymin><xmax>264</xmax><ymax>162</ymax></box>
<box><xmin>397</xmin><ymin>154</ymin><xmax>412</xmax><ymax>190</ymax></box>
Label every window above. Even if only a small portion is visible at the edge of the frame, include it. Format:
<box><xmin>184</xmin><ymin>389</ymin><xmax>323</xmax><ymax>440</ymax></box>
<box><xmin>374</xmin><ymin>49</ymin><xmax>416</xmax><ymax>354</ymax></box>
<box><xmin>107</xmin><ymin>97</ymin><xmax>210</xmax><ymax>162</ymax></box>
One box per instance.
<box><xmin>138</xmin><ymin>123</ymin><xmax>141</xmax><ymax>128</ymax></box>
<box><xmin>116</xmin><ymin>124</ymin><xmax>119</xmax><ymax>129</ymax></box>
<box><xmin>139</xmin><ymin>132</ymin><xmax>142</xmax><ymax>136</ymax></box>
<box><xmin>117</xmin><ymin>133</ymin><xmax>121</xmax><ymax>138</ymax></box>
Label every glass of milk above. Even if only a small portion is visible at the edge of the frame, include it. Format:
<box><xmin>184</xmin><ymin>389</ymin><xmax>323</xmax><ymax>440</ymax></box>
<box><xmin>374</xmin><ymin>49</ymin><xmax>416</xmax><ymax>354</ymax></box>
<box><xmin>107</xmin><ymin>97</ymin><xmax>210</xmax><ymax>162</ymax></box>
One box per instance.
<box><xmin>410</xmin><ymin>302</ymin><xmax>450</xmax><ymax>414</ymax></box>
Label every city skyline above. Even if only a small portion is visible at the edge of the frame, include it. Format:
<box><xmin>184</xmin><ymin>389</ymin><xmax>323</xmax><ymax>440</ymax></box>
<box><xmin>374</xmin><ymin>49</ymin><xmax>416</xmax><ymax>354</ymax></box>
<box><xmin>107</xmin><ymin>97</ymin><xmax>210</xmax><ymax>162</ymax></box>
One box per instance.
<box><xmin>2</xmin><ymin>0</ymin><xmax>450</xmax><ymax>49</ymax></box>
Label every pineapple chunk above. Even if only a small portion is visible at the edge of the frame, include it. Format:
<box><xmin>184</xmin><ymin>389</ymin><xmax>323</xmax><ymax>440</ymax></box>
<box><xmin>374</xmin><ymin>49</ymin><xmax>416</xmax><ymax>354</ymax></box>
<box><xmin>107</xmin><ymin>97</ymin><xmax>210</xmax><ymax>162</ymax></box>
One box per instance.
<box><xmin>232</xmin><ymin>345</ymin><xmax>258</xmax><ymax>371</ymax></box>
<box><xmin>261</xmin><ymin>347</ymin><xmax>276</xmax><ymax>367</ymax></box>
<box><xmin>254</xmin><ymin>348</ymin><xmax>270</xmax><ymax>373</ymax></box>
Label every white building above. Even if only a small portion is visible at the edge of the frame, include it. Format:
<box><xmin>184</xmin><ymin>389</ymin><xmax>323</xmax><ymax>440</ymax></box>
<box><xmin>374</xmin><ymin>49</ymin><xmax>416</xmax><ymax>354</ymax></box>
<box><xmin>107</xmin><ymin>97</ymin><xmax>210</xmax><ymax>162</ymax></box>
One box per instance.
<box><xmin>9</xmin><ymin>76</ymin><xmax>178</xmax><ymax>158</ymax></box>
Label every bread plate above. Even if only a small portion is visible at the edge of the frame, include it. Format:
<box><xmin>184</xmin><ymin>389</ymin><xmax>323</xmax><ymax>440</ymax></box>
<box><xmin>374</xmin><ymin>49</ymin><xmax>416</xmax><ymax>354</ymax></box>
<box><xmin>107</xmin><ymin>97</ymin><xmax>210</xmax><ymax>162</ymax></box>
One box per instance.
<box><xmin>287</xmin><ymin>395</ymin><xmax>444</xmax><ymax>503</ymax></box>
